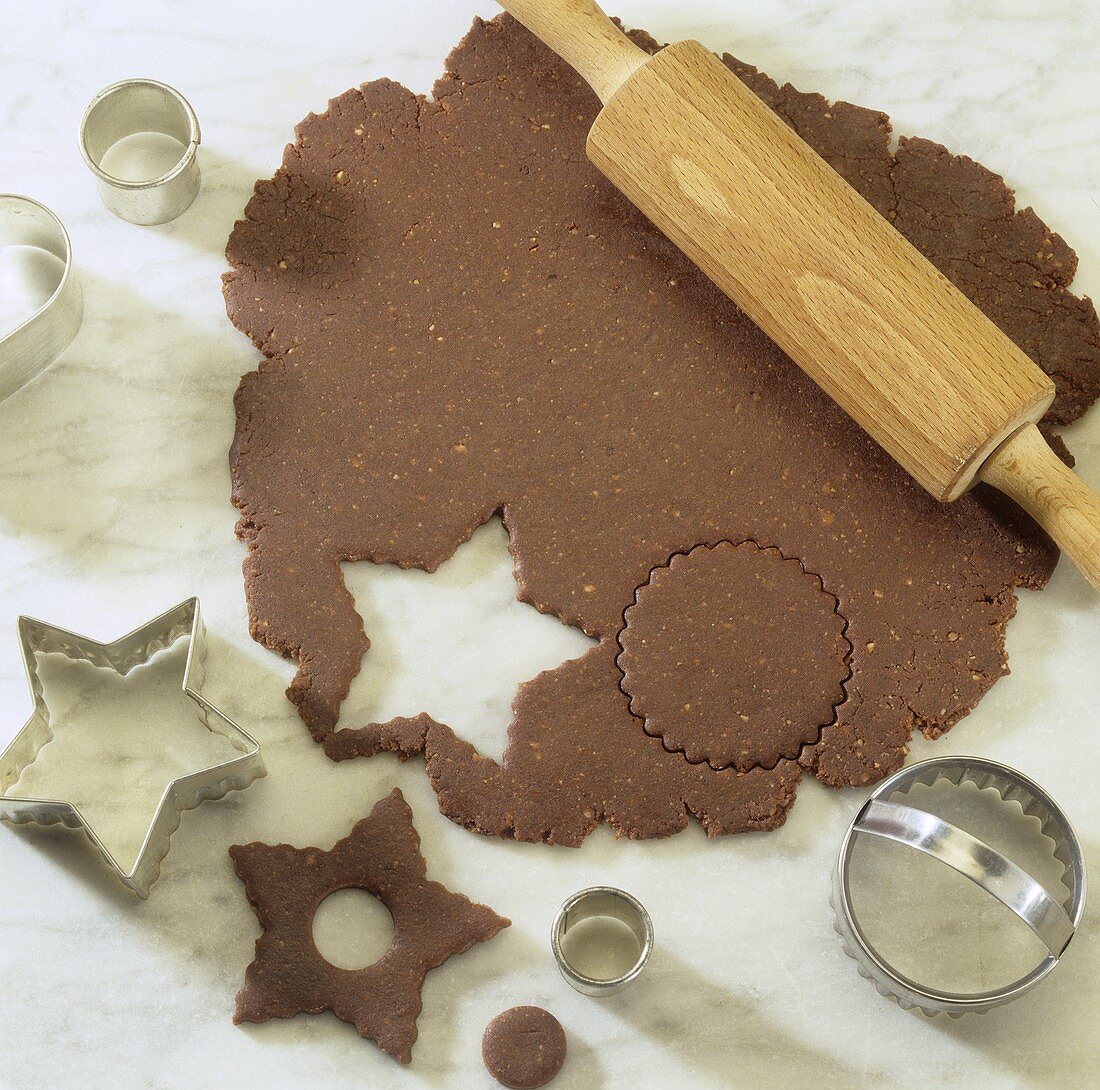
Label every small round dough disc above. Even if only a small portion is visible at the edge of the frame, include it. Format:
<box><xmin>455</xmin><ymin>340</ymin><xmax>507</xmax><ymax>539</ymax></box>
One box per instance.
<box><xmin>482</xmin><ymin>1006</ymin><xmax>567</xmax><ymax>1089</ymax></box>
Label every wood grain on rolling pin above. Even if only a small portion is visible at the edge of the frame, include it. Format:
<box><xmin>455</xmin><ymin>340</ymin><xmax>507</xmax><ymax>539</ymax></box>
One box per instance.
<box><xmin>587</xmin><ymin>40</ymin><xmax>1055</xmax><ymax>502</ymax></box>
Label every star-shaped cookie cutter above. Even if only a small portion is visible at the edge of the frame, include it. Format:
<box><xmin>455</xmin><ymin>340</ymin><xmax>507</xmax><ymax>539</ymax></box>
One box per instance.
<box><xmin>0</xmin><ymin>597</ymin><xmax>265</xmax><ymax>897</ymax></box>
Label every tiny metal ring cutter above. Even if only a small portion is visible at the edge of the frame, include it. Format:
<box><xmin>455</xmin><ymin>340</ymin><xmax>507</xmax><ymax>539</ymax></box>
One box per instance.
<box><xmin>831</xmin><ymin>755</ymin><xmax>1085</xmax><ymax>1016</ymax></box>
<box><xmin>552</xmin><ymin>886</ymin><xmax>653</xmax><ymax>996</ymax></box>
<box><xmin>0</xmin><ymin>194</ymin><xmax>83</xmax><ymax>404</ymax></box>
<box><xmin>79</xmin><ymin>78</ymin><xmax>201</xmax><ymax>225</ymax></box>
<box><xmin>0</xmin><ymin>598</ymin><xmax>265</xmax><ymax>898</ymax></box>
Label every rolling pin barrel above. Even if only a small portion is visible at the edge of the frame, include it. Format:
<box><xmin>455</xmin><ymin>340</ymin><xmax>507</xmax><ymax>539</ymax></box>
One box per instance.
<box><xmin>499</xmin><ymin>0</ymin><xmax>1100</xmax><ymax>591</ymax></box>
<box><xmin>585</xmin><ymin>39</ymin><xmax>1054</xmax><ymax>503</ymax></box>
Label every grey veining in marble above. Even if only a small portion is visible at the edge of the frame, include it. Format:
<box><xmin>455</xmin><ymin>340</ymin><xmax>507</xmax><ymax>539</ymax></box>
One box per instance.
<box><xmin>0</xmin><ymin>2</ymin><xmax>1097</xmax><ymax>1088</ymax></box>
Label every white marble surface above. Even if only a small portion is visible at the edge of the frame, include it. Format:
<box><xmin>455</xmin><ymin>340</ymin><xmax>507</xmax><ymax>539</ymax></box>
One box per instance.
<box><xmin>1</xmin><ymin>2</ymin><xmax>1099</xmax><ymax>1087</ymax></box>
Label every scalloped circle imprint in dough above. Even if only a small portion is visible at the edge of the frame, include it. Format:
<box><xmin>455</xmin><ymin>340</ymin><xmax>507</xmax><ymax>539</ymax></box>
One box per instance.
<box><xmin>618</xmin><ymin>541</ymin><xmax>851</xmax><ymax>772</ymax></box>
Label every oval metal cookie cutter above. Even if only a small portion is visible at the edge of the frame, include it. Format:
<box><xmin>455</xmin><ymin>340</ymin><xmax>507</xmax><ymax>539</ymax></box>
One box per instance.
<box><xmin>79</xmin><ymin>78</ymin><xmax>201</xmax><ymax>225</ymax></box>
<box><xmin>552</xmin><ymin>886</ymin><xmax>653</xmax><ymax>996</ymax></box>
<box><xmin>832</xmin><ymin>755</ymin><xmax>1085</xmax><ymax>1016</ymax></box>
<box><xmin>0</xmin><ymin>194</ymin><xmax>82</xmax><ymax>404</ymax></box>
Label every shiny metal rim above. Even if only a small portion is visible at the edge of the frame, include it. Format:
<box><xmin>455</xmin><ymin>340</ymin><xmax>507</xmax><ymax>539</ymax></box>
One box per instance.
<box><xmin>832</xmin><ymin>755</ymin><xmax>1085</xmax><ymax>1016</ymax></box>
<box><xmin>551</xmin><ymin>885</ymin><xmax>654</xmax><ymax>997</ymax></box>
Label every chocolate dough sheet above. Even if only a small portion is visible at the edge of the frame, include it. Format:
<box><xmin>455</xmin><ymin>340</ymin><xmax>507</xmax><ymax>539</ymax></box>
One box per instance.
<box><xmin>224</xmin><ymin>15</ymin><xmax>1100</xmax><ymax>844</ymax></box>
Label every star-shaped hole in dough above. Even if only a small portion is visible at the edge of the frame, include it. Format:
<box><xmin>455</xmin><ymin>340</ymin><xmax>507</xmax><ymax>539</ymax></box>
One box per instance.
<box><xmin>335</xmin><ymin>517</ymin><xmax>596</xmax><ymax>761</ymax></box>
<box><xmin>230</xmin><ymin>787</ymin><xmax>510</xmax><ymax>1064</ymax></box>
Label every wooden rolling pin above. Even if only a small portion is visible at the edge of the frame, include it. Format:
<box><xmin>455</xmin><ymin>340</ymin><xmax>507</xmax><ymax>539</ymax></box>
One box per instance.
<box><xmin>499</xmin><ymin>0</ymin><xmax>1100</xmax><ymax>591</ymax></box>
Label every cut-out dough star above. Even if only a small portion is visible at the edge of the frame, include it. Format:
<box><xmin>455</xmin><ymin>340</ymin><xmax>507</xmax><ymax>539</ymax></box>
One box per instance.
<box><xmin>230</xmin><ymin>788</ymin><xmax>510</xmax><ymax>1063</ymax></box>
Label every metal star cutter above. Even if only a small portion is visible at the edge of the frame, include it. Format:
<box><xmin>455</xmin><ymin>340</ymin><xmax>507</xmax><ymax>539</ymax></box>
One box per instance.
<box><xmin>0</xmin><ymin>598</ymin><xmax>264</xmax><ymax>897</ymax></box>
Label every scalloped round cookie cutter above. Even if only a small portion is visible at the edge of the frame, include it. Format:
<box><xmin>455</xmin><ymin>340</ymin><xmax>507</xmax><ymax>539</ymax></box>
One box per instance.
<box><xmin>552</xmin><ymin>886</ymin><xmax>653</xmax><ymax>996</ymax></box>
<box><xmin>832</xmin><ymin>755</ymin><xmax>1085</xmax><ymax>1016</ymax></box>
<box><xmin>0</xmin><ymin>194</ymin><xmax>83</xmax><ymax>404</ymax></box>
<box><xmin>79</xmin><ymin>78</ymin><xmax>201</xmax><ymax>225</ymax></box>
<box><xmin>0</xmin><ymin>598</ymin><xmax>265</xmax><ymax>898</ymax></box>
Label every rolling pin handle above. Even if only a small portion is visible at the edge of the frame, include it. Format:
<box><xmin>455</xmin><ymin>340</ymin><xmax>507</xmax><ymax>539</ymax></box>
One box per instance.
<box><xmin>497</xmin><ymin>0</ymin><xmax>649</xmax><ymax>104</ymax></box>
<box><xmin>980</xmin><ymin>423</ymin><xmax>1100</xmax><ymax>591</ymax></box>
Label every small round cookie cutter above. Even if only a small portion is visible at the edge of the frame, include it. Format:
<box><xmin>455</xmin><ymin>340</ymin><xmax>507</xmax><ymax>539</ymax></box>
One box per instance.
<box><xmin>0</xmin><ymin>194</ymin><xmax>83</xmax><ymax>404</ymax></box>
<box><xmin>551</xmin><ymin>886</ymin><xmax>653</xmax><ymax>996</ymax></box>
<box><xmin>79</xmin><ymin>78</ymin><xmax>201</xmax><ymax>225</ymax></box>
<box><xmin>832</xmin><ymin>755</ymin><xmax>1085</xmax><ymax>1017</ymax></box>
